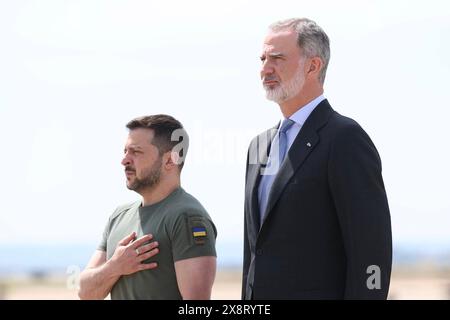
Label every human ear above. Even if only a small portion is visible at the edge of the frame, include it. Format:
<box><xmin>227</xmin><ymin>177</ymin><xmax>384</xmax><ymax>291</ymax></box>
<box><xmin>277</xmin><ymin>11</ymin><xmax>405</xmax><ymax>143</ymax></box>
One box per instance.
<box><xmin>307</xmin><ymin>57</ymin><xmax>322</xmax><ymax>76</ymax></box>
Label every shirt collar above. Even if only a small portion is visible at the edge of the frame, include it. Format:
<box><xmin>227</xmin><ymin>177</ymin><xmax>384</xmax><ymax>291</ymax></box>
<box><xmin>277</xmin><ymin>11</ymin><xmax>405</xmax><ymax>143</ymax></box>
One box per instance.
<box><xmin>281</xmin><ymin>94</ymin><xmax>326</xmax><ymax>127</ymax></box>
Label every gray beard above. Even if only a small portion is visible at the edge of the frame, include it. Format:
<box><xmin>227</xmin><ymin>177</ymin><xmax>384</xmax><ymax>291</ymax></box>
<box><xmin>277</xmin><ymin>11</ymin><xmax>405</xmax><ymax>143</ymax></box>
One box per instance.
<box><xmin>265</xmin><ymin>65</ymin><xmax>305</xmax><ymax>104</ymax></box>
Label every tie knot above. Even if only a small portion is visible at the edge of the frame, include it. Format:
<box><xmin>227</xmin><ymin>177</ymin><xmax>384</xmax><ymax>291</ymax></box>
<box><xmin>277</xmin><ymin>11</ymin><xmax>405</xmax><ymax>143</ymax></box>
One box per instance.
<box><xmin>279</xmin><ymin>118</ymin><xmax>295</xmax><ymax>134</ymax></box>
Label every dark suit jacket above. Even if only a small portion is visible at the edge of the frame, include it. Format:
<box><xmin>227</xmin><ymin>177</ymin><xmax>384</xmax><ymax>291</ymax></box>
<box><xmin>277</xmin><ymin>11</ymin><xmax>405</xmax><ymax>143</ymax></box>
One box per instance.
<box><xmin>242</xmin><ymin>99</ymin><xmax>392</xmax><ymax>299</ymax></box>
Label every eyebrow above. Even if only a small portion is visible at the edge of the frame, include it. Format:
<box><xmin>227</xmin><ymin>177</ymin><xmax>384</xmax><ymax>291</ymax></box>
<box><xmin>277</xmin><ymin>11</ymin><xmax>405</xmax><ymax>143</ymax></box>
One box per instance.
<box><xmin>124</xmin><ymin>145</ymin><xmax>143</xmax><ymax>152</ymax></box>
<box><xmin>260</xmin><ymin>52</ymin><xmax>285</xmax><ymax>60</ymax></box>
<box><xmin>268</xmin><ymin>52</ymin><xmax>285</xmax><ymax>58</ymax></box>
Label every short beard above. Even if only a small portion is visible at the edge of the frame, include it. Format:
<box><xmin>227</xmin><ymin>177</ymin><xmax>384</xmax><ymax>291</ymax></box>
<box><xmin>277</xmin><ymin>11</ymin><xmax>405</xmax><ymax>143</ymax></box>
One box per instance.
<box><xmin>264</xmin><ymin>62</ymin><xmax>305</xmax><ymax>104</ymax></box>
<box><xmin>127</xmin><ymin>157</ymin><xmax>162</xmax><ymax>192</ymax></box>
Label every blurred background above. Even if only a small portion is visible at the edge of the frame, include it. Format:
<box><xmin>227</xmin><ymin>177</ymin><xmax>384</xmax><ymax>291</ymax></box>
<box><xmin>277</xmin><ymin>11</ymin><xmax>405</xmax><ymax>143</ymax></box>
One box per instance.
<box><xmin>0</xmin><ymin>0</ymin><xmax>449</xmax><ymax>299</ymax></box>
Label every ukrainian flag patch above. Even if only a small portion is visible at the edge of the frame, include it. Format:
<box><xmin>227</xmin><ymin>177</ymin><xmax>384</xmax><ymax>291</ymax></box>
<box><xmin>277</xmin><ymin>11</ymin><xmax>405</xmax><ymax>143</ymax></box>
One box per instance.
<box><xmin>192</xmin><ymin>227</ymin><xmax>207</xmax><ymax>237</ymax></box>
<box><xmin>192</xmin><ymin>226</ymin><xmax>207</xmax><ymax>244</ymax></box>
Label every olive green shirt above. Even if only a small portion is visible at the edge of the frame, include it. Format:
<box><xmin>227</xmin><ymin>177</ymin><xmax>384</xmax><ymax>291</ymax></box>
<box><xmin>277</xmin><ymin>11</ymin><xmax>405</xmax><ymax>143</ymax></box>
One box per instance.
<box><xmin>98</xmin><ymin>187</ymin><xmax>217</xmax><ymax>300</ymax></box>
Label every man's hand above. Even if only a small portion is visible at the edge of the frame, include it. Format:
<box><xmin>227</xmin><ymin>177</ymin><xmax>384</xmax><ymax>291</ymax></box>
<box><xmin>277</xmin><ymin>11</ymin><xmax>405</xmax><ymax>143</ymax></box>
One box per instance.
<box><xmin>108</xmin><ymin>232</ymin><xmax>159</xmax><ymax>276</ymax></box>
<box><xmin>78</xmin><ymin>232</ymin><xmax>159</xmax><ymax>300</ymax></box>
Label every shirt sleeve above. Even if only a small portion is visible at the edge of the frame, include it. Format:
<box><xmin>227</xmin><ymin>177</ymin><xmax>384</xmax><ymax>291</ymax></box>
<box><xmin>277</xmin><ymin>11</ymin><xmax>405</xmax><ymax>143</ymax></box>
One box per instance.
<box><xmin>170</xmin><ymin>212</ymin><xmax>217</xmax><ymax>262</ymax></box>
<box><xmin>97</xmin><ymin>217</ymin><xmax>111</xmax><ymax>252</ymax></box>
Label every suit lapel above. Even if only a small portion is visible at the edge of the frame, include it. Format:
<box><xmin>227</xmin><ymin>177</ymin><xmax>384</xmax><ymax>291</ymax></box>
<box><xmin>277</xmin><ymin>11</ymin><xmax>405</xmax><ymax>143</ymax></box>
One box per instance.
<box><xmin>260</xmin><ymin>100</ymin><xmax>334</xmax><ymax>228</ymax></box>
<box><xmin>247</xmin><ymin>126</ymin><xmax>278</xmax><ymax>231</ymax></box>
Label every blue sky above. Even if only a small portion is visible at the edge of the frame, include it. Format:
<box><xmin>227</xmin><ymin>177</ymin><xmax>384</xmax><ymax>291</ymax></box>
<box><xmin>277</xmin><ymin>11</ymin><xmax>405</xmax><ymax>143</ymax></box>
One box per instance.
<box><xmin>0</xmin><ymin>0</ymin><xmax>449</xmax><ymax>258</ymax></box>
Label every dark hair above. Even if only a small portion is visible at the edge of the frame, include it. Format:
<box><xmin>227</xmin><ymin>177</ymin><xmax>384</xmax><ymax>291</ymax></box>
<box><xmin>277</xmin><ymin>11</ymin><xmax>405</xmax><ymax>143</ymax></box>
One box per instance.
<box><xmin>126</xmin><ymin>114</ymin><xmax>189</xmax><ymax>169</ymax></box>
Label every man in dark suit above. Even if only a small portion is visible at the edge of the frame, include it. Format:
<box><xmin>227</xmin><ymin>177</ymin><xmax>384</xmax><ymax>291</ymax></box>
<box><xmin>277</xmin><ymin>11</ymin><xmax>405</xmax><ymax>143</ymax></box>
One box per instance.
<box><xmin>242</xmin><ymin>18</ymin><xmax>392</xmax><ymax>299</ymax></box>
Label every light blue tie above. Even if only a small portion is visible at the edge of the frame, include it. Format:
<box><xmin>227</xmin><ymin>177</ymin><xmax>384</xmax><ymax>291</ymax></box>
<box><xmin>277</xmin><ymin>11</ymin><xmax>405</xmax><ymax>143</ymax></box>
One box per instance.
<box><xmin>258</xmin><ymin>118</ymin><xmax>295</xmax><ymax>223</ymax></box>
<box><xmin>278</xmin><ymin>118</ymin><xmax>295</xmax><ymax>165</ymax></box>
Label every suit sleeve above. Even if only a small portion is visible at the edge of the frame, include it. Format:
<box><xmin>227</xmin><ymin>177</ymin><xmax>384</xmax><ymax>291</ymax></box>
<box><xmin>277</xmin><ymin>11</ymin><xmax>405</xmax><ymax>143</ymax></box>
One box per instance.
<box><xmin>328</xmin><ymin>123</ymin><xmax>392</xmax><ymax>299</ymax></box>
<box><xmin>241</xmin><ymin>148</ymin><xmax>251</xmax><ymax>300</ymax></box>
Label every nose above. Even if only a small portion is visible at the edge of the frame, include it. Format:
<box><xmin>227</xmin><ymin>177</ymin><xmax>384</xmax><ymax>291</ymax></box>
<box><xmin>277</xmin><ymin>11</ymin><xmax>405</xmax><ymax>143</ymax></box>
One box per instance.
<box><xmin>121</xmin><ymin>153</ymin><xmax>131</xmax><ymax>167</ymax></box>
<box><xmin>260</xmin><ymin>60</ymin><xmax>274</xmax><ymax>80</ymax></box>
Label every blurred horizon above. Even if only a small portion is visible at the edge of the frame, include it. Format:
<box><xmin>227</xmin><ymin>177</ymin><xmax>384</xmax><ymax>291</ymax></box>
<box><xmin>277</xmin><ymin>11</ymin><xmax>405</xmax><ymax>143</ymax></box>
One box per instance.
<box><xmin>1</xmin><ymin>241</ymin><xmax>450</xmax><ymax>276</ymax></box>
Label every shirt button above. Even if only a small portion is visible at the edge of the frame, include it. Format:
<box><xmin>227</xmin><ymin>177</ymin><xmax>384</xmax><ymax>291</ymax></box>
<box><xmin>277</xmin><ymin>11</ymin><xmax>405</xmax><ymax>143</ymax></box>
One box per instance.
<box><xmin>256</xmin><ymin>249</ymin><xmax>263</xmax><ymax>255</ymax></box>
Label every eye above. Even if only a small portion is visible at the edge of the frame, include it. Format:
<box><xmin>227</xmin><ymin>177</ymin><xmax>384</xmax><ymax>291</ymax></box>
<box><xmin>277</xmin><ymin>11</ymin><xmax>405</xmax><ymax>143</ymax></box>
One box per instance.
<box><xmin>260</xmin><ymin>56</ymin><xmax>266</xmax><ymax>62</ymax></box>
<box><xmin>125</xmin><ymin>149</ymin><xmax>140</xmax><ymax>155</ymax></box>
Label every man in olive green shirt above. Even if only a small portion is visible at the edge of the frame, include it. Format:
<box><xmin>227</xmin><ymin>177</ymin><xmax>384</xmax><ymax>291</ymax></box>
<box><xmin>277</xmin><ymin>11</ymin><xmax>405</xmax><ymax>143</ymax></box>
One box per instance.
<box><xmin>78</xmin><ymin>115</ymin><xmax>217</xmax><ymax>300</ymax></box>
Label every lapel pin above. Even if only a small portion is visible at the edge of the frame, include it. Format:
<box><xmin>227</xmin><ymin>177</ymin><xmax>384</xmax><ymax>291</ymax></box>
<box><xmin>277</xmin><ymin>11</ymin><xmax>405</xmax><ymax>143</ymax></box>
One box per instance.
<box><xmin>306</xmin><ymin>142</ymin><xmax>312</xmax><ymax>147</ymax></box>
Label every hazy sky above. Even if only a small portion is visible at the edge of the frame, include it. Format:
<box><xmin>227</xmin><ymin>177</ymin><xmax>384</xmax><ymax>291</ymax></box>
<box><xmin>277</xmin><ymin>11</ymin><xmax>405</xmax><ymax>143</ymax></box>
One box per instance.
<box><xmin>1</xmin><ymin>0</ymin><xmax>449</xmax><ymax>254</ymax></box>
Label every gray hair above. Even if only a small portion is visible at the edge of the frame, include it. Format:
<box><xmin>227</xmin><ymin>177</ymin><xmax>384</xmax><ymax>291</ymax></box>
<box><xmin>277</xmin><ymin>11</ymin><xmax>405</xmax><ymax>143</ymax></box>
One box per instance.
<box><xmin>269</xmin><ymin>18</ymin><xmax>330</xmax><ymax>84</ymax></box>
